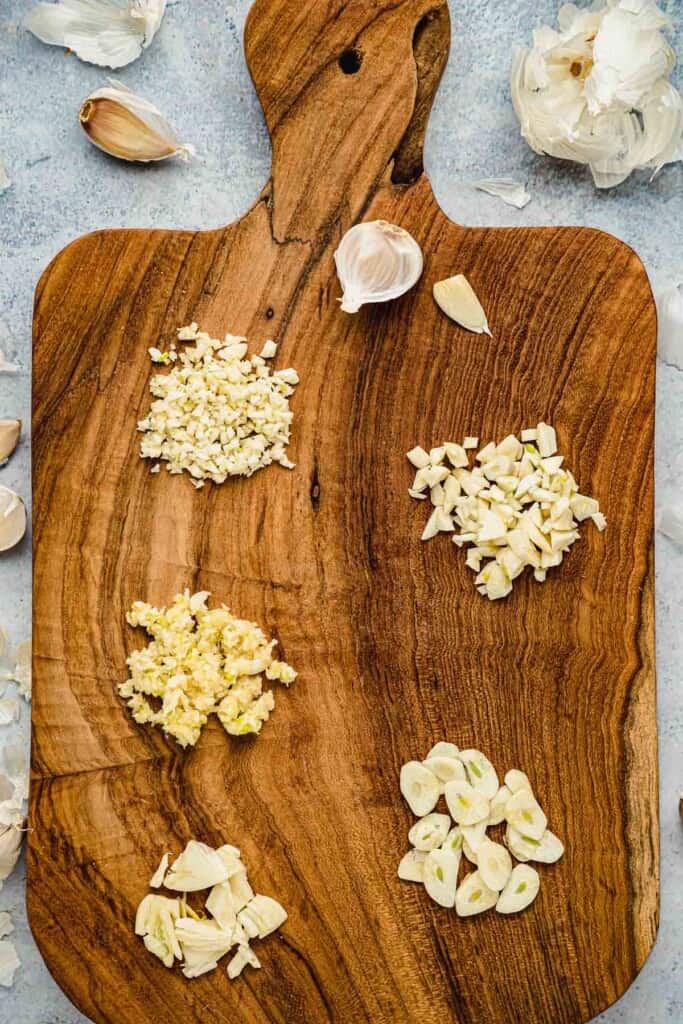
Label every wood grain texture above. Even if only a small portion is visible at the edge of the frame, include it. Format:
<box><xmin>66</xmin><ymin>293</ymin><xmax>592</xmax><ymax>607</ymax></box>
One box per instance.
<box><xmin>29</xmin><ymin>2</ymin><xmax>659</xmax><ymax>1022</ymax></box>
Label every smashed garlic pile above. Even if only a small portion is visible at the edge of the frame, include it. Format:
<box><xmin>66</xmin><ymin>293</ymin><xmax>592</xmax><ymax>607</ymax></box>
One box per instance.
<box><xmin>138</xmin><ymin>324</ymin><xmax>298</xmax><ymax>488</ymax></box>
<box><xmin>136</xmin><ymin>840</ymin><xmax>287</xmax><ymax>980</ymax></box>
<box><xmin>119</xmin><ymin>591</ymin><xmax>296</xmax><ymax>748</ymax></box>
<box><xmin>398</xmin><ymin>742</ymin><xmax>564</xmax><ymax>916</ymax></box>
<box><xmin>408</xmin><ymin>425</ymin><xmax>606</xmax><ymax>600</ymax></box>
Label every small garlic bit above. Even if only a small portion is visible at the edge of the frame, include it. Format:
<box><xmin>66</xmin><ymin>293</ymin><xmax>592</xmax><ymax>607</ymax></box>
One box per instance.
<box><xmin>496</xmin><ymin>865</ymin><xmax>540</xmax><ymax>915</ymax></box>
<box><xmin>397</xmin><ymin>849</ymin><xmax>427</xmax><ymax>883</ymax></box>
<box><xmin>0</xmin><ymin>420</ymin><xmax>20</xmax><ymax>465</ymax></box>
<box><xmin>408</xmin><ymin>813</ymin><xmax>451</xmax><ymax>852</ymax></box>
<box><xmin>0</xmin><ymin>487</ymin><xmax>27</xmax><ymax>553</ymax></box>
<box><xmin>444</xmin><ymin>780</ymin><xmax>490</xmax><ymax>826</ymax></box>
<box><xmin>656</xmin><ymin>283</ymin><xmax>683</xmax><ymax>370</ymax></box>
<box><xmin>458</xmin><ymin>749</ymin><xmax>499</xmax><ymax>799</ymax></box>
<box><xmin>334</xmin><ymin>220</ymin><xmax>423</xmax><ymax>314</ymax></box>
<box><xmin>455</xmin><ymin>870</ymin><xmax>498</xmax><ymax>917</ymax></box>
<box><xmin>504</xmin><ymin>788</ymin><xmax>547</xmax><ymax>841</ymax></box>
<box><xmin>80</xmin><ymin>81</ymin><xmax>194</xmax><ymax>163</ymax></box>
<box><xmin>488</xmin><ymin>785</ymin><xmax>512</xmax><ymax>826</ymax></box>
<box><xmin>399</xmin><ymin>761</ymin><xmax>441</xmax><ymax>817</ymax></box>
<box><xmin>477</xmin><ymin>837</ymin><xmax>513</xmax><ymax>892</ymax></box>
<box><xmin>433</xmin><ymin>274</ymin><xmax>491</xmax><ymax>335</ymax></box>
<box><xmin>423</xmin><ymin>848</ymin><xmax>459</xmax><ymax>908</ymax></box>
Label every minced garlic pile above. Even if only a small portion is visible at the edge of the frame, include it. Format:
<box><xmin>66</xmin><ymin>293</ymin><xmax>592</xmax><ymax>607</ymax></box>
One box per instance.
<box><xmin>118</xmin><ymin>591</ymin><xmax>296</xmax><ymax>747</ymax></box>
<box><xmin>408</xmin><ymin>424</ymin><xmax>606</xmax><ymax>600</ymax></box>
<box><xmin>139</xmin><ymin>324</ymin><xmax>298</xmax><ymax>487</ymax></box>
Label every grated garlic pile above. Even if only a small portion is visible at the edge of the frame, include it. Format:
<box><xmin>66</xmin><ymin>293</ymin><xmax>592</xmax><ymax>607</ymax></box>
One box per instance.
<box><xmin>118</xmin><ymin>591</ymin><xmax>297</xmax><ymax>748</ymax></box>
<box><xmin>135</xmin><ymin>839</ymin><xmax>287</xmax><ymax>980</ymax></box>
<box><xmin>138</xmin><ymin>324</ymin><xmax>299</xmax><ymax>487</ymax></box>
<box><xmin>407</xmin><ymin>424</ymin><xmax>606</xmax><ymax>600</ymax></box>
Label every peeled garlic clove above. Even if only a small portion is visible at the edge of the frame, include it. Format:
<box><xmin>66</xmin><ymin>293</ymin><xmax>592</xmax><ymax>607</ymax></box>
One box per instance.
<box><xmin>400</xmin><ymin>761</ymin><xmax>440</xmax><ymax>816</ymax></box>
<box><xmin>505</xmin><ymin>788</ymin><xmax>547</xmax><ymax>840</ymax></box>
<box><xmin>458</xmin><ymin>749</ymin><xmax>499</xmax><ymax>799</ymax></box>
<box><xmin>334</xmin><ymin>220</ymin><xmax>423</xmax><ymax>314</ymax></box>
<box><xmin>444</xmin><ymin>780</ymin><xmax>490</xmax><ymax>826</ymax></box>
<box><xmin>496</xmin><ymin>864</ymin><xmax>540</xmax><ymax>915</ymax></box>
<box><xmin>426</xmin><ymin>741</ymin><xmax>459</xmax><ymax>759</ymax></box>
<box><xmin>423</xmin><ymin>755</ymin><xmax>465</xmax><ymax>784</ymax></box>
<box><xmin>0</xmin><ymin>421</ymin><xmax>20</xmax><ymax>465</ymax></box>
<box><xmin>423</xmin><ymin>848</ymin><xmax>459</xmax><ymax>908</ymax></box>
<box><xmin>398</xmin><ymin>849</ymin><xmax>427</xmax><ymax>882</ymax></box>
<box><xmin>0</xmin><ymin>487</ymin><xmax>27</xmax><ymax>553</ymax></box>
<box><xmin>488</xmin><ymin>784</ymin><xmax>512</xmax><ymax>826</ymax></box>
<box><xmin>433</xmin><ymin>274</ymin><xmax>491</xmax><ymax>335</ymax></box>
<box><xmin>477</xmin><ymin>837</ymin><xmax>513</xmax><ymax>892</ymax></box>
<box><xmin>80</xmin><ymin>81</ymin><xmax>194</xmax><ymax>163</ymax></box>
<box><xmin>455</xmin><ymin>870</ymin><xmax>498</xmax><ymax>917</ymax></box>
<box><xmin>504</xmin><ymin>769</ymin><xmax>532</xmax><ymax>794</ymax></box>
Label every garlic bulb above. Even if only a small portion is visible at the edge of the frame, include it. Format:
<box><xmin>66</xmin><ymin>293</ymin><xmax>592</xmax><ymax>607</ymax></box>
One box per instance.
<box><xmin>0</xmin><ymin>421</ymin><xmax>20</xmax><ymax>465</ymax></box>
<box><xmin>25</xmin><ymin>0</ymin><xmax>167</xmax><ymax>69</ymax></box>
<box><xmin>433</xmin><ymin>275</ymin><xmax>492</xmax><ymax>335</ymax></box>
<box><xmin>656</xmin><ymin>283</ymin><xmax>683</xmax><ymax>369</ymax></box>
<box><xmin>511</xmin><ymin>0</ymin><xmax>683</xmax><ymax>188</ymax></box>
<box><xmin>334</xmin><ymin>220</ymin><xmax>423</xmax><ymax>314</ymax></box>
<box><xmin>0</xmin><ymin>487</ymin><xmax>27</xmax><ymax>553</ymax></box>
<box><xmin>80</xmin><ymin>82</ymin><xmax>194</xmax><ymax>163</ymax></box>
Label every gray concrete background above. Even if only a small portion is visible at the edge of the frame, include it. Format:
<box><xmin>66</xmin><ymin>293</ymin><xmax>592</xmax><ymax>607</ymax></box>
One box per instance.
<box><xmin>0</xmin><ymin>0</ymin><xmax>681</xmax><ymax>1020</ymax></box>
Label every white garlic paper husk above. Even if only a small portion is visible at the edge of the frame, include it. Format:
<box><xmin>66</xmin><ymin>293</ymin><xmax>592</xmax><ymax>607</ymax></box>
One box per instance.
<box><xmin>80</xmin><ymin>81</ymin><xmax>195</xmax><ymax>163</ymax></box>
<box><xmin>334</xmin><ymin>220</ymin><xmax>423</xmax><ymax>314</ymax></box>
<box><xmin>474</xmin><ymin>177</ymin><xmax>531</xmax><ymax>209</ymax></box>
<box><xmin>656</xmin><ymin>283</ymin><xmax>683</xmax><ymax>369</ymax></box>
<box><xmin>25</xmin><ymin>0</ymin><xmax>167</xmax><ymax>69</ymax></box>
<box><xmin>511</xmin><ymin>0</ymin><xmax>683</xmax><ymax>188</ymax></box>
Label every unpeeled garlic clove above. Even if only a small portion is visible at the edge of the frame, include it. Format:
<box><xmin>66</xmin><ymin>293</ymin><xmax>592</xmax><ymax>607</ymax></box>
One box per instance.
<box><xmin>0</xmin><ymin>421</ymin><xmax>20</xmax><ymax>465</ymax></box>
<box><xmin>80</xmin><ymin>81</ymin><xmax>195</xmax><ymax>163</ymax></box>
<box><xmin>433</xmin><ymin>274</ymin><xmax>491</xmax><ymax>335</ymax></box>
<box><xmin>334</xmin><ymin>220</ymin><xmax>423</xmax><ymax>314</ymax></box>
<box><xmin>0</xmin><ymin>487</ymin><xmax>27</xmax><ymax>553</ymax></box>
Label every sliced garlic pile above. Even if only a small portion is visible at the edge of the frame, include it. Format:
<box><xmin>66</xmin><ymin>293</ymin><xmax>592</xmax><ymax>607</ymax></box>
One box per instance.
<box><xmin>135</xmin><ymin>840</ymin><xmax>287</xmax><ymax>980</ymax></box>
<box><xmin>407</xmin><ymin>425</ymin><xmax>606</xmax><ymax>600</ymax></box>
<box><xmin>138</xmin><ymin>324</ymin><xmax>297</xmax><ymax>488</ymax></box>
<box><xmin>398</xmin><ymin>742</ymin><xmax>564</xmax><ymax>917</ymax></box>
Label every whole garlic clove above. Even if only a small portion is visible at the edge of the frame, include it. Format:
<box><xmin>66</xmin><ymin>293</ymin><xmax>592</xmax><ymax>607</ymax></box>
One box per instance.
<box><xmin>0</xmin><ymin>420</ymin><xmax>20</xmax><ymax>465</ymax></box>
<box><xmin>334</xmin><ymin>220</ymin><xmax>423</xmax><ymax>314</ymax></box>
<box><xmin>0</xmin><ymin>487</ymin><xmax>27</xmax><ymax>552</ymax></box>
<box><xmin>80</xmin><ymin>81</ymin><xmax>195</xmax><ymax>163</ymax></box>
<box><xmin>433</xmin><ymin>274</ymin><xmax>491</xmax><ymax>335</ymax></box>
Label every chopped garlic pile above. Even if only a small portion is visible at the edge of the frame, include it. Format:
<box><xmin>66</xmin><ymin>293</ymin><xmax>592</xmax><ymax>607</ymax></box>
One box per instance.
<box><xmin>407</xmin><ymin>424</ymin><xmax>606</xmax><ymax>600</ymax></box>
<box><xmin>138</xmin><ymin>324</ymin><xmax>298</xmax><ymax>487</ymax></box>
<box><xmin>398</xmin><ymin>742</ymin><xmax>564</xmax><ymax>916</ymax></box>
<box><xmin>135</xmin><ymin>840</ymin><xmax>287</xmax><ymax>980</ymax></box>
<box><xmin>119</xmin><ymin>591</ymin><xmax>297</xmax><ymax>748</ymax></box>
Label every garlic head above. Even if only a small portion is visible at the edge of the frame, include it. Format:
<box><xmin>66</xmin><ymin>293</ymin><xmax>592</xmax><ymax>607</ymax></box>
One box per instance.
<box><xmin>80</xmin><ymin>82</ymin><xmax>194</xmax><ymax>163</ymax></box>
<box><xmin>334</xmin><ymin>220</ymin><xmax>423</xmax><ymax>314</ymax></box>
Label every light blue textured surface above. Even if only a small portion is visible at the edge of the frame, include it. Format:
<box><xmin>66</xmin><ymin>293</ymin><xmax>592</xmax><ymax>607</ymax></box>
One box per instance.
<box><xmin>0</xmin><ymin>1</ymin><xmax>681</xmax><ymax>1021</ymax></box>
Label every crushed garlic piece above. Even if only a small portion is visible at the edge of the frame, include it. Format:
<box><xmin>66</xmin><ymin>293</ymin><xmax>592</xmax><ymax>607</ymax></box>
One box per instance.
<box><xmin>119</xmin><ymin>591</ymin><xmax>297</xmax><ymax>747</ymax></box>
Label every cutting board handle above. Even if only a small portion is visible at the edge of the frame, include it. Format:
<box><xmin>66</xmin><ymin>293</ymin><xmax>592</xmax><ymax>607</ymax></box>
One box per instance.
<box><xmin>244</xmin><ymin>0</ymin><xmax>451</xmax><ymax>240</ymax></box>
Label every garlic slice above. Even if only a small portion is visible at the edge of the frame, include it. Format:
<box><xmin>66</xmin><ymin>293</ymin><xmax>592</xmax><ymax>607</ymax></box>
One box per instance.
<box><xmin>455</xmin><ymin>870</ymin><xmax>498</xmax><ymax>917</ymax></box>
<box><xmin>400</xmin><ymin>761</ymin><xmax>440</xmax><ymax>816</ymax></box>
<box><xmin>423</xmin><ymin>755</ymin><xmax>466</xmax><ymax>784</ymax></box>
<box><xmin>441</xmin><ymin>827</ymin><xmax>464</xmax><ymax>856</ymax></box>
<box><xmin>0</xmin><ymin>421</ymin><xmax>20</xmax><ymax>465</ymax></box>
<box><xmin>149</xmin><ymin>853</ymin><xmax>169</xmax><ymax>888</ymax></box>
<box><xmin>496</xmin><ymin>864</ymin><xmax>540</xmax><ymax>915</ymax></box>
<box><xmin>398</xmin><ymin>849</ymin><xmax>427</xmax><ymax>882</ymax></box>
<box><xmin>444</xmin><ymin>780</ymin><xmax>490</xmax><ymax>826</ymax></box>
<box><xmin>175</xmin><ymin>917</ymin><xmax>236</xmax><ymax>978</ymax></box>
<box><xmin>334</xmin><ymin>220</ymin><xmax>423</xmax><ymax>314</ymax></box>
<box><xmin>474</xmin><ymin>177</ymin><xmax>531</xmax><ymax>209</ymax></box>
<box><xmin>656</xmin><ymin>283</ymin><xmax>683</xmax><ymax>369</ymax></box>
<box><xmin>227</xmin><ymin>943</ymin><xmax>261</xmax><ymax>979</ymax></box>
<box><xmin>426</xmin><ymin>741</ymin><xmax>459</xmax><ymax>760</ymax></box>
<box><xmin>163</xmin><ymin>840</ymin><xmax>231</xmax><ymax>892</ymax></box>
<box><xmin>135</xmin><ymin>894</ymin><xmax>182</xmax><ymax>968</ymax></box>
<box><xmin>476</xmin><ymin>837</ymin><xmax>513</xmax><ymax>892</ymax></box>
<box><xmin>461</xmin><ymin>819</ymin><xmax>488</xmax><ymax>857</ymax></box>
<box><xmin>0</xmin><ymin>824</ymin><xmax>23</xmax><ymax>887</ymax></box>
<box><xmin>488</xmin><ymin>785</ymin><xmax>512</xmax><ymax>826</ymax></box>
<box><xmin>0</xmin><ymin>487</ymin><xmax>27</xmax><ymax>553</ymax></box>
<box><xmin>80</xmin><ymin>81</ymin><xmax>194</xmax><ymax>163</ymax></box>
<box><xmin>433</xmin><ymin>275</ymin><xmax>491</xmax><ymax>335</ymax></box>
<box><xmin>227</xmin><ymin>869</ymin><xmax>254</xmax><ymax>913</ymax></box>
<box><xmin>408</xmin><ymin>813</ymin><xmax>451</xmax><ymax>852</ymax></box>
<box><xmin>458</xmin><ymin>749</ymin><xmax>499</xmax><ymax>799</ymax></box>
<box><xmin>205</xmin><ymin>882</ymin><xmax>237</xmax><ymax>930</ymax></box>
<box><xmin>504</xmin><ymin>824</ymin><xmax>539</xmax><ymax>862</ymax></box>
<box><xmin>504</xmin><ymin>769</ymin><xmax>532</xmax><ymax>794</ymax></box>
<box><xmin>524</xmin><ymin>829</ymin><xmax>565</xmax><ymax>864</ymax></box>
<box><xmin>423</xmin><ymin>848</ymin><xmax>459</xmax><ymax>908</ymax></box>
<box><xmin>238</xmin><ymin>895</ymin><xmax>287</xmax><ymax>939</ymax></box>
<box><xmin>505</xmin><ymin>789</ymin><xmax>548</xmax><ymax>841</ymax></box>
<box><xmin>25</xmin><ymin>0</ymin><xmax>167</xmax><ymax>69</ymax></box>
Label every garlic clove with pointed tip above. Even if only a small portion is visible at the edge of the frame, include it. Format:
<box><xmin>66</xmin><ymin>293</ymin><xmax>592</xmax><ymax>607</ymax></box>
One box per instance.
<box><xmin>433</xmin><ymin>274</ymin><xmax>492</xmax><ymax>335</ymax></box>
<box><xmin>334</xmin><ymin>220</ymin><xmax>423</xmax><ymax>314</ymax></box>
<box><xmin>80</xmin><ymin>81</ymin><xmax>195</xmax><ymax>164</ymax></box>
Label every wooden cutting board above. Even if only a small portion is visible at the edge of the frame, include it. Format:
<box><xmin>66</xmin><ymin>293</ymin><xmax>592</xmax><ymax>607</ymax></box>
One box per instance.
<box><xmin>29</xmin><ymin>2</ymin><xmax>659</xmax><ymax>1022</ymax></box>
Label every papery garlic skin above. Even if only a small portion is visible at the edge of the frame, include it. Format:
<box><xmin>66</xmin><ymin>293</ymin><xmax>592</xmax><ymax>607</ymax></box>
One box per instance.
<box><xmin>334</xmin><ymin>220</ymin><xmax>423</xmax><ymax>314</ymax></box>
<box><xmin>511</xmin><ymin>0</ymin><xmax>683</xmax><ymax>188</ymax></box>
<box><xmin>656</xmin><ymin>283</ymin><xmax>683</xmax><ymax>369</ymax></box>
<box><xmin>25</xmin><ymin>0</ymin><xmax>167</xmax><ymax>69</ymax></box>
<box><xmin>80</xmin><ymin>82</ymin><xmax>194</xmax><ymax>163</ymax></box>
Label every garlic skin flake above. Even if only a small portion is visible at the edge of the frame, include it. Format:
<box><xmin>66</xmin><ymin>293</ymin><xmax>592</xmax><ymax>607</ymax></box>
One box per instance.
<box><xmin>25</xmin><ymin>0</ymin><xmax>167</xmax><ymax>69</ymax></box>
<box><xmin>433</xmin><ymin>275</ymin><xmax>491</xmax><ymax>335</ymax></box>
<box><xmin>334</xmin><ymin>220</ymin><xmax>423</xmax><ymax>314</ymax></box>
<box><xmin>474</xmin><ymin>177</ymin><xmax>531</xmax><ymax>209</ymax></box>
<box><xmin>656</xmin><ymin>283</ymin><xmax>683</xmax><ymax>369</ymax></box>
<box><xmin>512</xmin><ymin>0</ymin><xmax>683</xmax><ymax>188</ymax></box>
<box><xmin>80</xmin><ymin>82</ymin><xmax>194</xmax><ymax>163</ymax></box>
<box><xmin>0</xmin><ymin>939</ymin><xmax>20</xmax><ymax>988</ymax></box>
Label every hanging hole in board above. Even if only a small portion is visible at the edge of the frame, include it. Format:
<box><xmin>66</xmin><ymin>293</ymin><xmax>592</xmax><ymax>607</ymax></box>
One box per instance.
<box><xmin>339</xmin><ymin>49</ymin><xmax>363</xmax><ymax>75</ymax></box>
